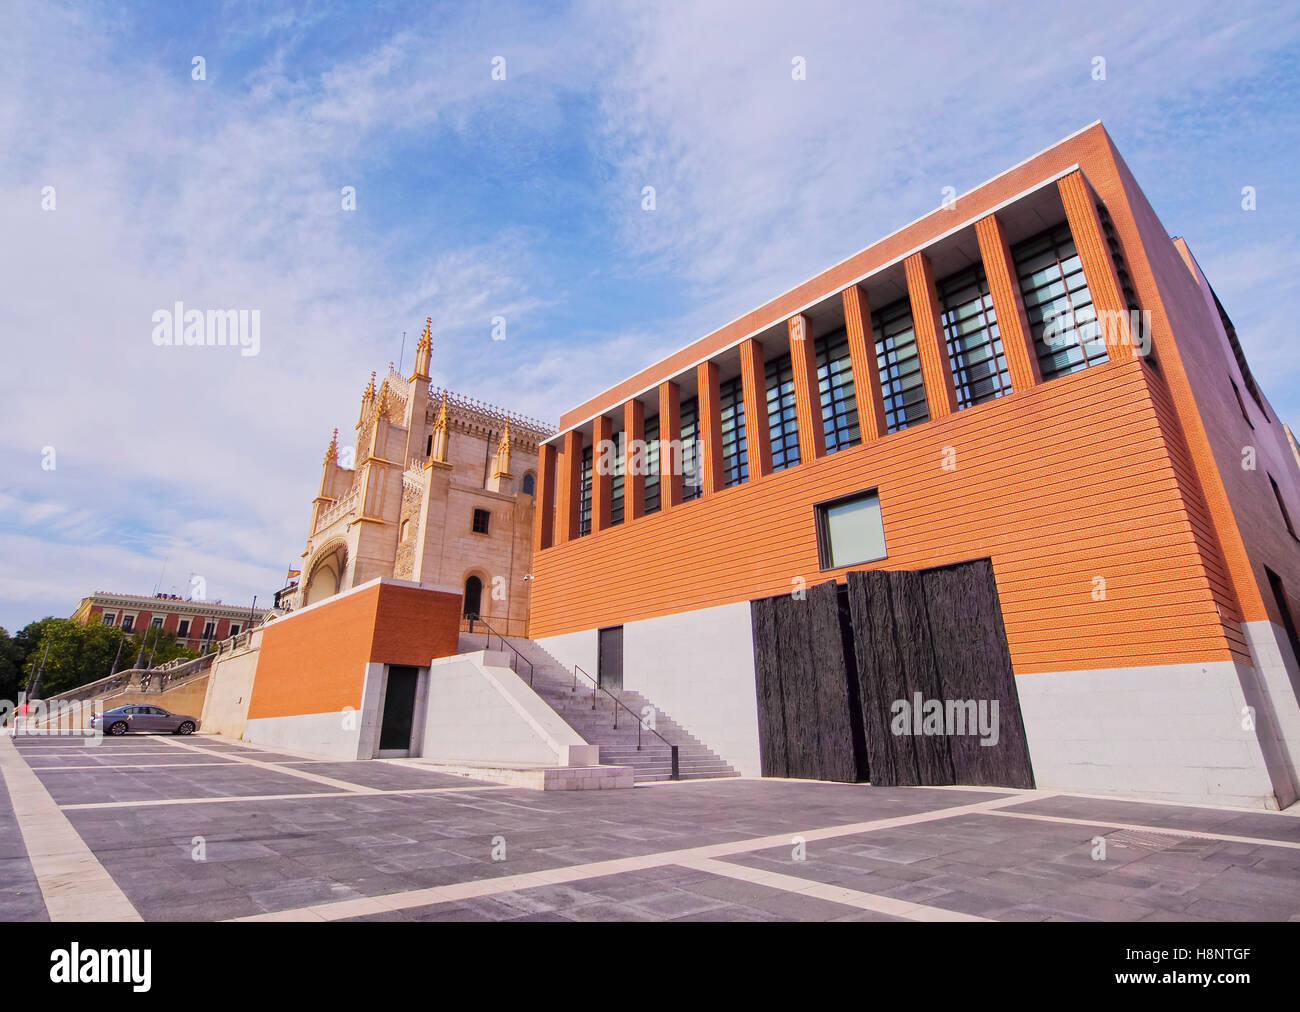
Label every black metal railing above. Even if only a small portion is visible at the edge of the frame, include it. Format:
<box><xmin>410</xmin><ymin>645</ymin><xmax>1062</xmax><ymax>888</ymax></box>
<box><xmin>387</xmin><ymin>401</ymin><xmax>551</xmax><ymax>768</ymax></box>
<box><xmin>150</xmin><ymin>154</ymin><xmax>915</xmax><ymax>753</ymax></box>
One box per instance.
<box><xmin>465</xmin><ymin>614</ymin><xmax>535</xmax><ymax>686</ymax></box>
<box><xmin>568</xmin><ymin>662</ymin><xmax>679</xmax><ymax>779</ymax></box>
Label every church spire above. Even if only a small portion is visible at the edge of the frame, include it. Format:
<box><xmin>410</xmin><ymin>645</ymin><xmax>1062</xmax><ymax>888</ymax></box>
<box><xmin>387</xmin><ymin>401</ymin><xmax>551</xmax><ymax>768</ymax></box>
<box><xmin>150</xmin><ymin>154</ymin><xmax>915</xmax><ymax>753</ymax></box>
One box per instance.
<box><xmin>411</xmin><ymin>316</ymin><xmax>432</xmax><ymax>382</ymax></box>
<box><xmin>324</xmin><ymin>427</ymin><xmax>339</xmax><ymax>464</ymax></box>
<box><xmin>357</xmin><ymin>371</ymin><xmax>376</xmax><ymax>428</ymax></box>
<box><xmin>492</xmin><ymin>421</ymin><xmax>512</xmax><ymax>479</ymax></box>
<box><xmin>428</xmin><ymin>389</ymin><xmax>450</xmax><ymax>465</ymax></box>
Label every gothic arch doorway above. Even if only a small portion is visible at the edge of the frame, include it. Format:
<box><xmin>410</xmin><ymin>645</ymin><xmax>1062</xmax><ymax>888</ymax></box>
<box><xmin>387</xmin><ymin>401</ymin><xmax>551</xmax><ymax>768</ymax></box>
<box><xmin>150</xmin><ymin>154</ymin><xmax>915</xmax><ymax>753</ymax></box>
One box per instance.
<box><xmin>302</xmin><ymin>541</ymin><xmax>347</xmax><ymax>606</ymax></box>
<box><xmin>463</xmin><ymin>575</ymin><xmax>483</xmax><ymax>619</ymax></box>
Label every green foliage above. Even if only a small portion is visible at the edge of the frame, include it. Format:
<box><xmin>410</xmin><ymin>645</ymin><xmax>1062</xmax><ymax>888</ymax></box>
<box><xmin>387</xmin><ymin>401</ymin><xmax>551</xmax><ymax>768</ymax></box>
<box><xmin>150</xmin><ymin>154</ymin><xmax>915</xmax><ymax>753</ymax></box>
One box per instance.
<box><xmin>1</xmin><ymin>616</ymin><xmax>199</xmax><ymax>700</ymax></box>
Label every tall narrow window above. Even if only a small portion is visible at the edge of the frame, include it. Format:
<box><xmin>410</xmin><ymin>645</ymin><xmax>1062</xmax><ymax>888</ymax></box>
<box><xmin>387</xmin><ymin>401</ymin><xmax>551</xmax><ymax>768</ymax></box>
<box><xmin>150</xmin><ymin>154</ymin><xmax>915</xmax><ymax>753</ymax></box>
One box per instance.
<box><xmin>578</xmin><ymin>444</ymin><xmax>593</xmax><ymax>536</ymax></box>
<box><xmin>680</xmin><ymin>397</ymin><xmax>702</xmax><ymax>502</ymax></box>
<box><xmin>610</xmin><ymin>433</ymin><xmax>625</xmax><ymax>525</ymax></box>
<box><xmin>1270</xmin><ymin>474</ymin><xmax>1298</xmax><ymax>541</ymax></box>
<box><xmin>873</xmin><ymin>297</ymin><xmax>929</xmax><ymax>433</ymax></box>
<box><xmin>1214</xmin><ymin>287</ymin><xmax>1267</xmax><ymax>415</ymax></box>
<box><xmin>938</xmin><ymin>263</ymin><xmax>1011</xmax><ymax>409</ymax></box>
<box><xmin>1096</xmin><ymin>202</ymin><xmax>1140</xmax><ymax>312</ymax></box>
<box><xmin>765</xmin><ymin>351</ymin><xmax>800</xmax><ymax>471</ymax></box>
<box><xmin>718</xmin><ymin>376</ymin><xmax>748</xmax><ymax>487</ymax></box>
<box><xmin>1230</xmin><ymin>378</ymin><xmax>1254</xmax><ymax>428</ymax></box>
<box><xmin>644</xmin><ymin>414</ymin><xmax>661</xmax><ymax>513</ymax></box>
<box><xmin>1266</xmin><ymin>568</ymin><xmax>1300</xmax><ymax>667</ymax></box>
<box><xmin>816</xmin><ymin>328</ymin><xmax>860</xmax><ymax>452</ymax></box>
<box><xmin>1013</xmin><ymin>221</ymin><xmax>1105</xmax><ymax>381</ymax></box>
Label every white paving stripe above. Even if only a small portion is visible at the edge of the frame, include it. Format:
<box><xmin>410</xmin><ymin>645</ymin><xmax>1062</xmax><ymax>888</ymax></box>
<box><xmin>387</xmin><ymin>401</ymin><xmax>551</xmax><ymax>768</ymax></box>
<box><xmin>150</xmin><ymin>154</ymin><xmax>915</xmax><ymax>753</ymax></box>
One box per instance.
<box><xmin>676</xmin><ymin>856</ymin><xmax>989</xmax><ymax>921</ymax></box>
<box><xmin>61</xmin><ymin>783</ymin><xmax>515</xmax><ymax>810</ymax></box>
<box><xmin>151</xmin><ymin>735</ymin><xmax>382</xmax><ymax>794</ymax></box>
<box><xmin>232</xmin><ymin>790</ymin><xmax>1048</xmax><ymax>921</ymax></box>
<box><xmin>982</xmin><ymin>808</ymin><xmax>1300</xmax><ymax>850</ymax></box>
<box><xmin>0</xmin><ymin>736</ymin><xmax>141</xmax><ymax>922</ymax></box>
<box><xmin>32</xmin><ymin>762</ymin><xmax>241</xmax><ymax>771</ymax></box>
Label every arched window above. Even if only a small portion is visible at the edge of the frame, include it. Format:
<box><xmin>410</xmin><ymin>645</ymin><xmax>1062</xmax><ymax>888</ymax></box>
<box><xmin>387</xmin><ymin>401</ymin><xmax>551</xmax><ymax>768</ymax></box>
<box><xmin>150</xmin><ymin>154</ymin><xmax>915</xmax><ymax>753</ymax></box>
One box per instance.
<box><xmin>463</xmin><ymin>575</ymin><xmax>483</xmax><ymax>618</ymax></box>
<box><xmin>522</xmin><ymin>471</ymin><xmax>536</xmax><ymax>496</ymax></box>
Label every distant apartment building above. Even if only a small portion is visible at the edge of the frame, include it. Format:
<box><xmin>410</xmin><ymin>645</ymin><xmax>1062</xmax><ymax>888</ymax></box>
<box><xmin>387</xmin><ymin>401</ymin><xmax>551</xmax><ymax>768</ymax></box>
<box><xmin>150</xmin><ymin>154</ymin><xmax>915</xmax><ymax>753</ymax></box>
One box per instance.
<box><xmin>72</xmin><ymin>592</ymin><xmax>268</xmax><ymax>650</ymax></box>
<box><xmin>526</xmin><ymin>121</ymin><xmax>1300</xmax><ymax>808</ymax></box>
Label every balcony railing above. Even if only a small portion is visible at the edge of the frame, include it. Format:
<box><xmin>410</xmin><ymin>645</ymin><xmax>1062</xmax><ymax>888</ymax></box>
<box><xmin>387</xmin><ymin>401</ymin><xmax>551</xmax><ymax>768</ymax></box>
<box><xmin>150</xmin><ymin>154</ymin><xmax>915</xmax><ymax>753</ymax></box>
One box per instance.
<box><xmin>316</xmin><ymin>486</ymin><xmax>359</xmax><ymax>530</ymax></box>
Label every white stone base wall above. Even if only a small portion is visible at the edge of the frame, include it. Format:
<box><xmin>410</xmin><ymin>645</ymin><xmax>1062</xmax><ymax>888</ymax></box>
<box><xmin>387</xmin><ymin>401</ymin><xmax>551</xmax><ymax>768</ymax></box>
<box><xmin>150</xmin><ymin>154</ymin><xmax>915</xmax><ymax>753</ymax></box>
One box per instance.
<box><xmin>539</xmin><ymin>603</ymin><xmax>1300</xmax><ymax>808</ymax></box>
<box><xmin>1239</xmin><ymin>620</ymin><xmax>1300</xmax><ymax>807</ymax></box>
<box><xmin>243</xmin><ymin>710</ymin><xmax>363</xmax><ymax>759</ymax></box>
<box><xmin>1015</xmin><ymin>660</ymin><xmax>1291</xmax><ymax>809</ymax></box>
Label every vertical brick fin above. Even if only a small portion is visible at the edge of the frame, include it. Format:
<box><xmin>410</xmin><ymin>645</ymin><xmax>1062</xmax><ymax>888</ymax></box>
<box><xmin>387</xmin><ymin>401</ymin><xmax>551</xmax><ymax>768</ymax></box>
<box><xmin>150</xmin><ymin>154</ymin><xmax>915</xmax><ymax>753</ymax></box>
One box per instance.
<box><xmin>658</xmin><ymin>380</ymin><xmax>682</xmax><ymax>511</ymax></box>
<box><xmin>535</xmin><ymin>442</ymin><xmax>556</xmax><ymax>550</ymax></box>
<box><xmin>1058</xmin><ymin>170</ymin><xmax>1128</xmax><ymax>351</ymax></box>
<box><xmin>788</xmin><ymin>313</ymin><xmax>826</xmax><ymax>461</ymax></box>
<box><xmin>556</xmin><ymin>430</ymin><xmax>582</xmax><ymax>543</ymax></box>
<box><xmin>904</xmin><ymin>252</ymin><xmax>958</xmax><ymax>419</ymax></box>
<box><xmin>974</xmin><ymin>213</ymin><xmax>1040</xmax><ymax>393</ymax></box>
<box><xmin>697</xmin><ymin>360</ymin><xmax>724</xmax><ymax>495</ymax></box>
<box><xmin>841</xmin><ymin>285</ymin><xmax>888</xmax><ymax>441</ymax></box>
<box><xmin>623</xmin><ymin>399</ymin><xmax>645</xmax><ymax>521</ymax></box>
<box><xmin>592</xmin><ymin>414</ymin><xmax>613</xmax><ymax>531</ymax></box>
<box><xmin>739</xmin><ymin>338</ymin><xmax>772</xmax><ymax>479</ymax></box>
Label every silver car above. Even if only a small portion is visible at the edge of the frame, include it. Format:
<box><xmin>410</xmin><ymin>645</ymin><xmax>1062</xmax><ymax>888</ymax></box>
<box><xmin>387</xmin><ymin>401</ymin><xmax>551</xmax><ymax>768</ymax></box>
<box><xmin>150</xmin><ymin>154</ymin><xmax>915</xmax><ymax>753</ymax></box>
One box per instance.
<box><xmin>90</xmin><ymin>704</ymin><xmax>200</xmax><ymax>736</ymax></box>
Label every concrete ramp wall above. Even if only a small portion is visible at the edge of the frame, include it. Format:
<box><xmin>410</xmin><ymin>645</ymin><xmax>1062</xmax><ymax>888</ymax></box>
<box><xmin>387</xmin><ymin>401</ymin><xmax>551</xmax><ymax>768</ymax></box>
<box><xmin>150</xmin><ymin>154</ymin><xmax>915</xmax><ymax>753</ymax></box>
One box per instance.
<box><xmin>421</xmin><ymin>651</ymin><xmax>597</xmax><ymax>767</ymax></box>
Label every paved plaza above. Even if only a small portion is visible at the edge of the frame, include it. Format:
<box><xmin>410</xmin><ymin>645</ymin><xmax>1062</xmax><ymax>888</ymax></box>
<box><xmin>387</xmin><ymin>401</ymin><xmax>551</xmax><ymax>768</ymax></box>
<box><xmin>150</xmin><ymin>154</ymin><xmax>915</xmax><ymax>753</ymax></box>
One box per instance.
<box><xmin>1</xmin><ymin>732</ymin><xmax>1298</xmax><ymax>923</ymax></box>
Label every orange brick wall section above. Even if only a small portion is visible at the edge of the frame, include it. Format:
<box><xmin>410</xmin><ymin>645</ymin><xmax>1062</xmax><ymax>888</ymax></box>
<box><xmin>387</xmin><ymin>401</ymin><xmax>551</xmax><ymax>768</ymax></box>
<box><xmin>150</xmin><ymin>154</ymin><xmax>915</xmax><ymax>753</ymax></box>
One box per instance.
<box><xmin>248</xmin><ymin>582</ymin><xmax>461</xmax><ymax>720</ymax></box>
<box><xmin>1098</xmin><ymin>135</ymin><xmax>1300</xmax><ymax>630</ymax></box>
<box><xmin>531</xmin><ymin>359</ymin><xmax>1239</xmax><ymax>674</ymax></box>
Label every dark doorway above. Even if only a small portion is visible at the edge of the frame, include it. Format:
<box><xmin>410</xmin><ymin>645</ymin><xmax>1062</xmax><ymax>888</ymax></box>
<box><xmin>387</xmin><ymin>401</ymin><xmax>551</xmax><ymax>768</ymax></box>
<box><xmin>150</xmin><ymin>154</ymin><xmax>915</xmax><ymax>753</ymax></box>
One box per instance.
<box><xmin>463</xmin><ymin>575</ymin><xmax>482</xmax><ymax>618</ymax></box>
<box><xmin>379</xmin><ymin>666</ymin><xmax>419</xmax><ymax>753</ymax></box>
<box><xmin>598</xmin><ymin>626</ymin><xmax>624</xmax><ymax>690</ymax></box>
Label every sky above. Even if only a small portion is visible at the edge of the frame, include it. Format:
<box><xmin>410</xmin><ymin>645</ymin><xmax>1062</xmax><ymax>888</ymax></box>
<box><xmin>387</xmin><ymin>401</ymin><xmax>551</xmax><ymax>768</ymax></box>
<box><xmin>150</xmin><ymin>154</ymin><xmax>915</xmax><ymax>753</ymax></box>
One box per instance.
<box><xmin>0</xmin><ymin>0</ymin><xmax>1297</xmax><ymax>632</ymax></box>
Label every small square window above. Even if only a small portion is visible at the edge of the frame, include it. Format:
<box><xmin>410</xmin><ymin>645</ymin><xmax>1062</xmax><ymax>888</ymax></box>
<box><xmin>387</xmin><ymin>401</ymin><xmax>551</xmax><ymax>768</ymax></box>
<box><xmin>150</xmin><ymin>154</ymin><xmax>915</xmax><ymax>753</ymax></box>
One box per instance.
<box><xmin>472</xmin><ymin>508</ymin><xmax>491</xmax><ymax>535</ymax></box>
<box><xmin>151</xmin><ymin>616</ymin><xmax>164</xmax><ymax>629</ymax></box>
<box><xmin>121</xmin><ymin>615</ymin><xmax>135</xmax><ymax>632</ymax></box>
<box><xmin>177</xmin><ymin>619</ymin><xmax>190</xmax><ymax>638</ymax></box>
<box><xmin>815</xmin><ymin>489</ymin><xmax>887</xmax><ymax>570</ymax></box>
<box><xmin>230</xmin><ymin>624</ymin><xmax>241</xmax><ymax>636</ymax></box>
<box><xmin>203</xmin><ymin>621</ymin><xmax>216</xmax><ymax>639</ymax></box>
<box><xmin>102</xmin><ymin>613</ymin><xmax>116</xmax><ymax>626</ymax></box>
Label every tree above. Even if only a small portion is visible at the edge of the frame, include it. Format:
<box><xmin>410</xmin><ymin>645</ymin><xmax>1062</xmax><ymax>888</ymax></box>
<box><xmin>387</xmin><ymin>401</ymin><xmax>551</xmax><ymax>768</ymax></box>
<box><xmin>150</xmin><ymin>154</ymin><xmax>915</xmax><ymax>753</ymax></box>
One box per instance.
<box><xmin>14</xmin><ymin>617</ymin><xmax>198</xmax><ymax>698</ymax></box>
<box><xmin>0</xmin><ymin>627</ymin><xmax>22</xmax><ymax>705</ymax></box>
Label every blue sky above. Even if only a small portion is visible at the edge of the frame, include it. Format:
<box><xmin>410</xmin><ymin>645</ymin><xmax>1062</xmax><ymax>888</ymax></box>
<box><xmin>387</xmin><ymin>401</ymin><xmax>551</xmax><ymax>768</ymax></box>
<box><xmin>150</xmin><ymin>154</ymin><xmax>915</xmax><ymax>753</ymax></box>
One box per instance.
<box><xmin>1</xmin><ymin>0</ymin><xmax>1297</xmax><ymax>632</ymax></box>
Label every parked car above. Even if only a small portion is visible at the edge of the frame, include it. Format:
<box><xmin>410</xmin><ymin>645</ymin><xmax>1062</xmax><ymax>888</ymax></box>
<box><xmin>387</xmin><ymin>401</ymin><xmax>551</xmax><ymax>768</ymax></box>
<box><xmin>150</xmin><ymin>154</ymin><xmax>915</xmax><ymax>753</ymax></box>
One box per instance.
<box><xmin>89</xmin><ymin>705</ymin><xmax>199</xmax><ymax>736</ymax></box>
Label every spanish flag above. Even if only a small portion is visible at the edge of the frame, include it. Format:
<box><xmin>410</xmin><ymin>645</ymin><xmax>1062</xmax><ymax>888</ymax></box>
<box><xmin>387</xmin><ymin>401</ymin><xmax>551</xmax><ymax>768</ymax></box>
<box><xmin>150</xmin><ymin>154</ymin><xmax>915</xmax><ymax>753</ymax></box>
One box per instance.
<box><xmin>286</xmin><ymin>568</ymin><xmax>301</xmax><ymax>584</ymax></box>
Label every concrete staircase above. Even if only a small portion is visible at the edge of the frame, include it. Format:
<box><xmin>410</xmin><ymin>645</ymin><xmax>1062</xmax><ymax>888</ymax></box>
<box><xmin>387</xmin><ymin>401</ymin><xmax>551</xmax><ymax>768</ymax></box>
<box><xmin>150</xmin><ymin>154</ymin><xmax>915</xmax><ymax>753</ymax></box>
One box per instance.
<box><xmin>459</xmin><ymin>634</ymin><xmax>738</xmax><ymax>783</ymax></box>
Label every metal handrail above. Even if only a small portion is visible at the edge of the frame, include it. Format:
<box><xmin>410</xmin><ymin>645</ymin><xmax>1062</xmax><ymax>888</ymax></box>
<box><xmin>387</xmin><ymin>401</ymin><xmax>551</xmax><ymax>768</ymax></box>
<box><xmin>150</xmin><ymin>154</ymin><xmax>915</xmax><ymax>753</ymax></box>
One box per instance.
<box><xmin>465</xmin><ymin>615</ymin><xmax>535</xmax><ymax>686</ymax></box>
<box><xmin>569</xmin><ymin>663</ymin><xmax>679</xmax><ymax>779</ymax></box>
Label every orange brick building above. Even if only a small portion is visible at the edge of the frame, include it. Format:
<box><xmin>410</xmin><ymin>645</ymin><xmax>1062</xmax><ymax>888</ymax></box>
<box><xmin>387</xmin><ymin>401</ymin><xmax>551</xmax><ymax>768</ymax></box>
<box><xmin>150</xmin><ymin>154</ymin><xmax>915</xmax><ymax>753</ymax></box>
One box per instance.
<box><xmin>526</xmin><ymin>122</ymin><xmax>1300</xmax><ymax>807</ymax></box>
